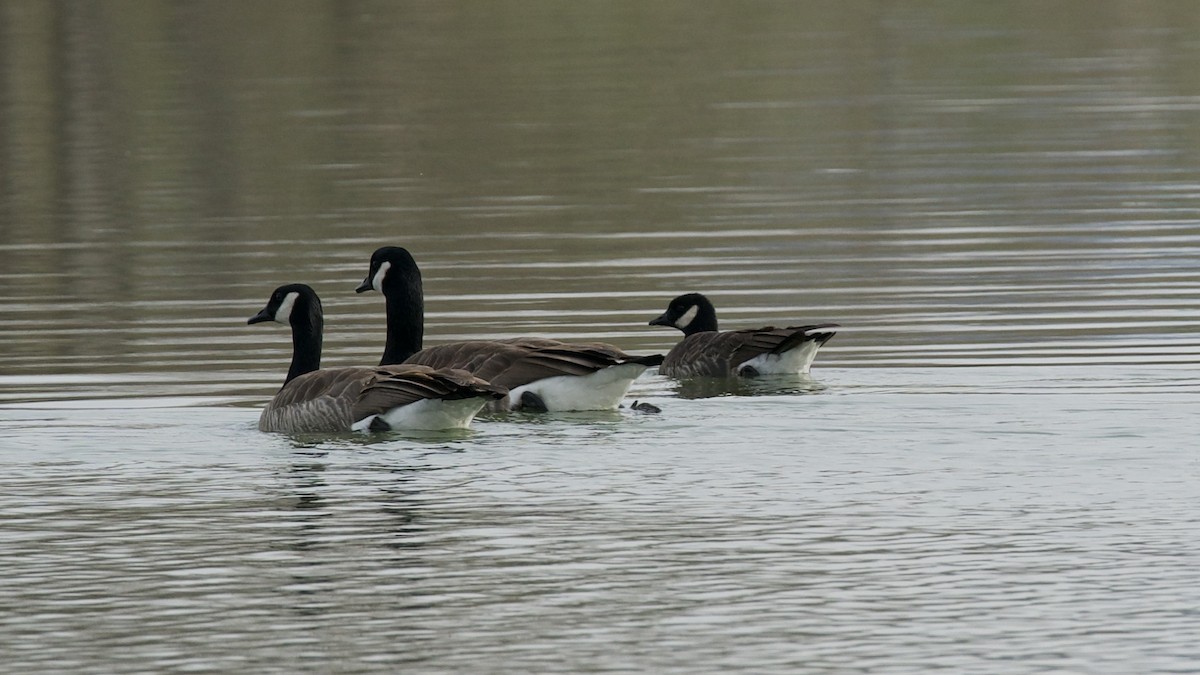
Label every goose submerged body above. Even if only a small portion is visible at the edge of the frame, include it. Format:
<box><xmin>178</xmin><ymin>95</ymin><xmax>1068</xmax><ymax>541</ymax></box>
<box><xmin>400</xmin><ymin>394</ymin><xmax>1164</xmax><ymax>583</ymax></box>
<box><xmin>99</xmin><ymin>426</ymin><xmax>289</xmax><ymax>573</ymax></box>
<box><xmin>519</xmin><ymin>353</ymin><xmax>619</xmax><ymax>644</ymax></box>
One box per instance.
<box><xmin>355</xmin><ymin>246</ymin><xmax>662</xmax><ymax>412</ymax></box>
<box><xmin>248</xmin><ymin>284</ymin><xmax>505</xmax><ymax>433</ymax></box>
<box><xmin>649</xmin><ymin>293</ymin><xmax>838</xmax><ymax>378</ymax></box>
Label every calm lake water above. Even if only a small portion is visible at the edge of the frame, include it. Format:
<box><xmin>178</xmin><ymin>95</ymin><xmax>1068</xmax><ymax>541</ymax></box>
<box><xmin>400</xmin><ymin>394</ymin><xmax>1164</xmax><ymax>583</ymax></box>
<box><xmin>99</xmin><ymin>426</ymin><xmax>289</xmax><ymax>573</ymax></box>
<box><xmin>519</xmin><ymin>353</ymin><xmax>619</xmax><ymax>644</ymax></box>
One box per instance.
<box><xmin>3</xmin><ymin>2</ymin><xmax>1200</xmax><ymax>672</ymax></box>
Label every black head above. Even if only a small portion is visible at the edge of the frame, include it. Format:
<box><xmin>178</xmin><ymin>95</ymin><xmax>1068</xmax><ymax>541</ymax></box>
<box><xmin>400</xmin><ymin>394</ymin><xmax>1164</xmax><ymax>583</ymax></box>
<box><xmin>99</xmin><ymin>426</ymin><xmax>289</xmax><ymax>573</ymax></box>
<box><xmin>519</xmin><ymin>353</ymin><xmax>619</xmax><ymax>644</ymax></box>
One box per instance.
<box><xmin>649</xmin><ymin>292</ymin><xmax>718</xmax><ymax>335</ymax></box>
<box><xmin>248</xmin><ymin>283</ymin><xmax>322</xmax><ymax>327</ymax></box>
<box><xmin>355</xmin><ymin>246</ymin><xmax>421</xmax><ymax>295</ymax></box>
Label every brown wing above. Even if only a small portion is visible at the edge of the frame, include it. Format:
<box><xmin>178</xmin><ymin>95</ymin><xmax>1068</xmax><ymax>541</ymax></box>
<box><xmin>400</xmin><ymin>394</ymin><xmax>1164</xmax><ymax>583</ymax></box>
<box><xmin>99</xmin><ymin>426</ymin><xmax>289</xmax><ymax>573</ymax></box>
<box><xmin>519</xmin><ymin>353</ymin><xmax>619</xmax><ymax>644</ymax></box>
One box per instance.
<box><xmin>259</xmin><ymin>366</ymin><xmax>506</xmax><ymax>433</ymax></box>
<box><xmin>351</xmin><ymin>365</ymin><xmax>507</xmax><ymax>420</ymax></box>
<box><xmin>489</xmin><ymin>345</ymin><xmax>623</xmax><ymax>386</ymax></box>
<box><xmin>258</xmin><ymin>368</ymin><xmax>371</xmax><ymax>432</ymax></box>
<box><xmin>725</xmin><ymin>325</ymin><xmax>836</xmax><ymax>370</ymax></box>
<box><xmin>404</xmin><ymin>339</ymin><xmax>663</xmax><ymax>389</ymax></box>
<box><xmin>403</xmin><ymin>341</ymin><xmax>531</xmax><ymax>382</ymax></box>
<box><xmin>660</xmin><ymin>332</ymin><xmax>747</xmax><ymax>377</ymax></box>
<box><xmin>660</xmin><ymin>324</ymin><xmax>838</xmax><ymax>378</ymax></box>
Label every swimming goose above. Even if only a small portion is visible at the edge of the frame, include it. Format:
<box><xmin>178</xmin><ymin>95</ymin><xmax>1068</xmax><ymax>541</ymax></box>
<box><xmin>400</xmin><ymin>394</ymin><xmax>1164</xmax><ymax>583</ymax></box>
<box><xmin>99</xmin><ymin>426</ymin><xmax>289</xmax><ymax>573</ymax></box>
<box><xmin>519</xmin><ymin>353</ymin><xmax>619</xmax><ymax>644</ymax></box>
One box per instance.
<box><xmin>247</xmin><ymin>283</ymin><xmax>505</xmax><ymax>433</ymax></box>
<box><xmin>649</xmin><ymin>292</ymin><xmax>838</xmax><ymax>378</ymax></box>
<box><xmin>354</xmin><ymin>246</ymin><xmax>663</xmax><ymax>412</ymax></box>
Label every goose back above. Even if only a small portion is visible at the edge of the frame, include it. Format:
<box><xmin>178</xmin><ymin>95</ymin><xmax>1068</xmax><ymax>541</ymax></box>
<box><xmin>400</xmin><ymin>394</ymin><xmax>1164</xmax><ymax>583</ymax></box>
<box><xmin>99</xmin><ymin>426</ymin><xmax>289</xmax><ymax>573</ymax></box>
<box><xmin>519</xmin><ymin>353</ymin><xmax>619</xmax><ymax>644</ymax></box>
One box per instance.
<box><xmin>404</xmin><ymin>338</ymin><xmax>664</xmax><ymax>410</ymax></box>
<box><xmin>407</xmin><ymin>339</ymin><xmax>663</xmax><ymax>385</ymax></box>
<box><xmin>257</xmin><ymin>365</ymin><xmax>506</xmax><ymax>434</ymax></box>
<box><xmin>258</xmin><ymin>367</ymin><xmax>371</xmax><ymax>433</ymax></box>
<box><xmin>660</xmin><ymin>324</ymin><xmax>838</xmax><ymax>378</ymax></box>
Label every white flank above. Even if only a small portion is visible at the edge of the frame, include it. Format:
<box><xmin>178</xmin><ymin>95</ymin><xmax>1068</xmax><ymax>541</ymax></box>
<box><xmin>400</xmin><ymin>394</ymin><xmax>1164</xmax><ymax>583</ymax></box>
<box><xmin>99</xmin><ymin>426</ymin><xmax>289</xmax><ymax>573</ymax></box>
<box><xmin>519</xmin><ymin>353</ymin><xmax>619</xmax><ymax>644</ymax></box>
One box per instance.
<box><xmin>737</xmin><ymin>340</ymin><xmax>824</xmax><ymax>375</ymax></box>
<box><xmin>274</xmin><ymin>291</ymin><xmax>299</xmax><ymax>324</ymax></box>
<box><xmin>371</xmin><ymin>261</ymin><xmax>392</xmax><ymax>293</ymax></box>
<box><xmin>505</xmin><ymin>362</ymin><xmax>650</xmax><ymax>411</ymax></box>
<box><xmin>380</xmin><ymin>396</ymin><xmax>487</xmax><ymax>430</ymax></box>
<box><xmin>674</xmin><ymin>305</ymin><xmax>699</xmax><ymax>330</ymax></box>
<box><xmin>349</xmin><ymin>415</ymin><xmax>379</xmax><ymax>433</ymax></box>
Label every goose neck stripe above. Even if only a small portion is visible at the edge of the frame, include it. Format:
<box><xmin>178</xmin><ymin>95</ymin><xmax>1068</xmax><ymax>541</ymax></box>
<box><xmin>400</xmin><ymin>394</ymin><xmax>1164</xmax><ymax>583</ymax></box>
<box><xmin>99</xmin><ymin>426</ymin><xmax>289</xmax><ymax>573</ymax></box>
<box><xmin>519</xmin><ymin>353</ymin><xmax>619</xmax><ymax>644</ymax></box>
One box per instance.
<box><xmin>675</xmin><ymin>305</ymin><xmax>699</xmax><ymax>330</ymax></box>
<box><xmin>275</xmin><ymin>291</ymin><xmax>299</xmax><ymax>325</ymax></box>
<box><xmin>372</xmin><ymin>261</ymin><xmax>391</xmax><ymax>293</ymax></box>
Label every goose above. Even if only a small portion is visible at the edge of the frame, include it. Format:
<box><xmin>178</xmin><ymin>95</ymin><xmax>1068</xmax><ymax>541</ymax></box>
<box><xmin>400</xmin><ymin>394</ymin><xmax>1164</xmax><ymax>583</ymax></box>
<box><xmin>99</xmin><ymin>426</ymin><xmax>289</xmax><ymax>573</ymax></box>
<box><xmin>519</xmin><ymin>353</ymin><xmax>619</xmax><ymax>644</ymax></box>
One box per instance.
<box><xmin>354</xmin><ymin>246</ymin><xmax>664</xmax><ymax>412</ymax></box>
<box><xmin>247</xmin><ymin>283</ymin><xmax>506</xmax><ymax>433</ymax></box>
<box><xmin>649</xmin><ymin>292</ymin><xmax>838</xmax><ymax>378</ymax></box>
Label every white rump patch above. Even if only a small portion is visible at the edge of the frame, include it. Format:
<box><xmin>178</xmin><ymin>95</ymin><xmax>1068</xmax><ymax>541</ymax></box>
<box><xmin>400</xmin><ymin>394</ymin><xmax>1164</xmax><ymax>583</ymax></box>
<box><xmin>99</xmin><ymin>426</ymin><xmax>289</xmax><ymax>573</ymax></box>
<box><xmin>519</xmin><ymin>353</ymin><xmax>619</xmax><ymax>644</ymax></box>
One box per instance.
<box><xmin>274</xmin><ymin>291</ymin><xmax>299</xmax><ymax>324</ymax></box>
<box><xmin>352</xmin><ymin>396</ymin><xmax>488</xmax><ymax>432</ymax></box>
<box><xmin>675</xmin><ymin>305</ymin><xmax>699</xmax><ymax>330</ymax></box>
<box><xmin>736</xmin><ymin>340</ymin><xmax>825</xmax><ymax>376</ymax></box>
<box><xmin>505</xmin><ymin>362</ymin><xmax>651</xmax><ymax>412</ymax></box>
<box><xmin>371</xmin><ymin>261</ymin><xmax>392</xmax><ymax>293</ymax></box>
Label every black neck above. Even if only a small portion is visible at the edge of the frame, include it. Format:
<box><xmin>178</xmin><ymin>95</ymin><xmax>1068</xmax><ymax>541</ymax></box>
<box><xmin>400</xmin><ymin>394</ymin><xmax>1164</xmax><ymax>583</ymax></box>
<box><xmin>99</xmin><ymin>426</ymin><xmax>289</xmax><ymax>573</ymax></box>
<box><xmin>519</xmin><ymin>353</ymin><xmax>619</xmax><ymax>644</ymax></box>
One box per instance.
<box><xmin>285</xmin><ymin>313</ymin><xmax>322</xmax><ymax>384</ymax></box>
<box><xmin>380</xmin><ymin>289</ymin><xmax>424</xmax><ymax>365</ymax></box>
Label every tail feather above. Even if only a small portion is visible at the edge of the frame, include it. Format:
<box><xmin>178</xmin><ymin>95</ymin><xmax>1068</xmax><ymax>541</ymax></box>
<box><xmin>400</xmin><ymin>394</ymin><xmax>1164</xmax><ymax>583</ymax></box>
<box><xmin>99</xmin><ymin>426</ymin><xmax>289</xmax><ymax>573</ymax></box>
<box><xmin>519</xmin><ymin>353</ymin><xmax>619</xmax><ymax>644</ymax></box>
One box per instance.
<box><xmin>771</xmin><ymin>323</ymin><xmax>840</xmax><ymax>354</ymax></box>
<box><xmin>626</xmin><ymin>353</ymin><xmax>665</xmax><ymax>367</ymax></box>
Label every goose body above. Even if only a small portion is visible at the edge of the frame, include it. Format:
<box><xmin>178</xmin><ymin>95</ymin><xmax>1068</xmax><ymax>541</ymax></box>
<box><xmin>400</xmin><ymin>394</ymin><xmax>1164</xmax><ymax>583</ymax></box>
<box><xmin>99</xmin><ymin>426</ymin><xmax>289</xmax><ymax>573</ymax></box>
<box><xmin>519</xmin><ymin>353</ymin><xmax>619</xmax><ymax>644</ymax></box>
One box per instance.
<box><xmin>248</xmin><ymin>284</ymin><xmax>505</xmax><ymax>433</ymax></box>
<box><xmin>649</xmin><ymin>293</ymin><xmax>837</xmax><ymax>378</ymax></box>
<box><xmin>356</xmin><ymin>247</ymin><xmax>663</xmax><ymax>412</ymax></box>
<box><xmin>407</xmin><ymin>339</ymin><xmax>662</xmax><ymax>411</ymax></box>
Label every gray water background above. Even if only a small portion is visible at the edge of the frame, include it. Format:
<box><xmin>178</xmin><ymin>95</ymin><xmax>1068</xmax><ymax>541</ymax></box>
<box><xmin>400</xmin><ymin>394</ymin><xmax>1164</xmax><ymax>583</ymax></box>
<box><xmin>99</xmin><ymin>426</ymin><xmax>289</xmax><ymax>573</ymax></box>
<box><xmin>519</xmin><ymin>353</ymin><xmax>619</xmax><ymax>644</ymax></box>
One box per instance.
<box><xmin>2</xmin><ymin>3</ymin><xmax>1199</xmax><ymax>672</ymax></box>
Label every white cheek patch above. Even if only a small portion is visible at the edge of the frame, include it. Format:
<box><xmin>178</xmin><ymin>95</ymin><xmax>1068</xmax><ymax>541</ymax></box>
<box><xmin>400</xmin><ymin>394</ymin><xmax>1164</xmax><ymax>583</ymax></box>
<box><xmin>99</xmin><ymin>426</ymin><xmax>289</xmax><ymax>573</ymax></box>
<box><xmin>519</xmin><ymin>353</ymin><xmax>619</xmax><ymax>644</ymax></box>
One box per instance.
<box><xmin>274</xmin><ymin>292</ymin><xmax>299</xmax><ymax>324</ymax></box>
<box><xmin>371</xmin><ymin>261</ymin><xmax>391</xmax><ymax>293</ymax></box>
<box><xmin>675</xmin><ymin>305</ymin><xmax>699</xmax><ymax>330</ymax></box>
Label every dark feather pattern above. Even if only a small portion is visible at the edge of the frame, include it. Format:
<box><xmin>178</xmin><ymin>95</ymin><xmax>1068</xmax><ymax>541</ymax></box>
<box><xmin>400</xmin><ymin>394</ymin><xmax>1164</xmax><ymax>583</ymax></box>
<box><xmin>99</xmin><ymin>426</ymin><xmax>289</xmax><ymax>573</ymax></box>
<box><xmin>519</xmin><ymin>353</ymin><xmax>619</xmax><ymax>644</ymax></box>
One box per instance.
<box><xmin>661</xmin><ymin>324</ymin><xmax>838</xmax><ymax>378</ymax></box>
<box><xmin>259</xmin><ymin>365</ymin><xmax>505</xmax><ymax>433</ymax></box>
<box><xmin>405</xmin><ymin>339</ymin><xmax>664</xmax><ymax>389</ymax></box>
<box><xmin>351</xmin><ymin>366</ymin><xmax>506</xmax><ymax>420</ymax></box>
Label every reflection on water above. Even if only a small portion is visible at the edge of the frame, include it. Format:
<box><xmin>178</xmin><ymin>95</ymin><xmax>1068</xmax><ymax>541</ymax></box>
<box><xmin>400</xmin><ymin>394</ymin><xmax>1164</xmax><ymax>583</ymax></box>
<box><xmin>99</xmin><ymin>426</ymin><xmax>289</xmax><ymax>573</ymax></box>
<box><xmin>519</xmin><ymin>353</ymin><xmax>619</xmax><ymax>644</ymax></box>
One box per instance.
<box><xmin>3</xmin><ymin>1</ymin><xmax>1200</xmax><ymax>672</ymax></box>
<box><xmin>671</xmin><ymin>373</ymin><xmax>827</xmax><ymax>400</ymax></box>
<box><xmin>2</xmin><ymin>376</ymin><xmax>1199</xmax><ymax>672</ymax></box>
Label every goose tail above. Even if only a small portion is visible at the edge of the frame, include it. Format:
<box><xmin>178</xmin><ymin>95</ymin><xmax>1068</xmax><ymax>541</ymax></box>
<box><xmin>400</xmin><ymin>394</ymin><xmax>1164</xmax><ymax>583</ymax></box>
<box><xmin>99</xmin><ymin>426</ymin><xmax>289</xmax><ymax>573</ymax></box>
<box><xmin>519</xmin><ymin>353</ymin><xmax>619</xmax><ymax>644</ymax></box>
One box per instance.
<box><xmin>773</xmin><ymin>323</ymin><xmax>839</xmax><ymax>354</ymax></box>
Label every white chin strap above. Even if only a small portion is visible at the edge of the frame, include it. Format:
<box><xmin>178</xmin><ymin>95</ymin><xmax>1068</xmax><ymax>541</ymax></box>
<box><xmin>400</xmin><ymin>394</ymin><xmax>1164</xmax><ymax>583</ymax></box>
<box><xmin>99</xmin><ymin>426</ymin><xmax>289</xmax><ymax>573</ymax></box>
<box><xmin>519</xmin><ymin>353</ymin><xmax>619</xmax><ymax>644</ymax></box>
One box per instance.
<box><xmin>274</xmin><ymin>291</ymin><xmax>299</xmax><ymax>324</ymax></box>
<box><xmin>675</xmin><ymin>305</ymin><xmax>699</xmax><ymax>330</ymax></box>
<box><xmin>371</xmin><ymin>261</ymin><xmax>391</xmax><ymax>293</ymax></box>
